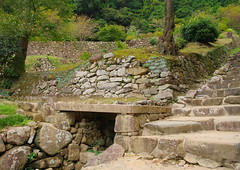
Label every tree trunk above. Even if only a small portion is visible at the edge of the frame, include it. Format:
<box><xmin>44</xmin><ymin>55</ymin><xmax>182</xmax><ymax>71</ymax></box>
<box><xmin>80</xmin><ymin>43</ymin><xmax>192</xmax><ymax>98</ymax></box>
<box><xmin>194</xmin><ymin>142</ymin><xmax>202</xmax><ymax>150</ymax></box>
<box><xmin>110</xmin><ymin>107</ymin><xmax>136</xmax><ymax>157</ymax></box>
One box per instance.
<box><xmin>158</xmin><ymin>0</ymin><xmax>178</xmax><ymax>55</ymax></box>
<box><xmin>13</xmin><ymin>34</ymin><xmax>29</xmax><ymax>75</ymax></box>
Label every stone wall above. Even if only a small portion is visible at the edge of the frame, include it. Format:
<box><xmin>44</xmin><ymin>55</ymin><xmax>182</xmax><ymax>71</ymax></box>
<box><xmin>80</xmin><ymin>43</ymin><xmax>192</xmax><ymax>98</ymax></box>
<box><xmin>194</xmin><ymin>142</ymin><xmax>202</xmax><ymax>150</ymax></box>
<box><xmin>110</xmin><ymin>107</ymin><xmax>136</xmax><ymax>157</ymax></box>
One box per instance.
<box><xmin>15</xmin><ymin>38</ymin><xmax>240</xmax><ymax>105</ymax></box>
<box><xmin>27</xmin><ymin>41</ymin><xmax>117</xmax><ymax>62</ymax></box>
<box><xmin>0</xmin><ymin>100</ymin><xmax>170</xmax><ymax>169</ymax></box>
<box><xmin>27</xmin><ymin>39</ymin><xmax>152</xmax><ymax>62</ymax></box>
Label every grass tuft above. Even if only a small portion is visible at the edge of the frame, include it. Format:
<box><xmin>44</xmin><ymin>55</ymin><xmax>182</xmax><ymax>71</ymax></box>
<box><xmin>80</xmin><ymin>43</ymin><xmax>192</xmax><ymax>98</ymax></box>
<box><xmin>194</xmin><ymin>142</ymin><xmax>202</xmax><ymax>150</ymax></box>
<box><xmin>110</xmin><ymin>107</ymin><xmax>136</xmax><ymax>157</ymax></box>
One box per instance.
<box><xmin>0</xmin><ymin>115</ymin><xmax>31</xmax><ymax>130</ymax></box>
<box><xmin>0</xmin><ymin>101</ymin><xmax>31</xmax><ymax>130</ymax></box>
<box><xmin>113</xmin><ymin>48</ymin><xmax>160</xmax><ymax>61</ymax></box>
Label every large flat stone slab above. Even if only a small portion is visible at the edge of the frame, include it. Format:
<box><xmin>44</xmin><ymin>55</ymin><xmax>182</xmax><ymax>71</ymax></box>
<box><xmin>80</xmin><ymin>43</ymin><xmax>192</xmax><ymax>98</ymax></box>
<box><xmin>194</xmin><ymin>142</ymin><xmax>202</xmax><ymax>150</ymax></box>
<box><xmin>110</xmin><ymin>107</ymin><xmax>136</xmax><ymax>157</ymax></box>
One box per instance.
<box><xmin>143</xmin><ymin>120</ymin><xmax>202</xmax><ymax>135</ymax></box>
<box><xmin>183</xmin><ymin>131</ymin><xmax>240</xmax><ymax>163</ymax></box>
<box><xmin>55</xmin><ymin>102</ymin><xmax>170</xmax><ymax>114</ymax></box>
<box><xmin>168</xmin><ymin>116</ymin><xmax>240</xmax><ymax>131</ymax></box>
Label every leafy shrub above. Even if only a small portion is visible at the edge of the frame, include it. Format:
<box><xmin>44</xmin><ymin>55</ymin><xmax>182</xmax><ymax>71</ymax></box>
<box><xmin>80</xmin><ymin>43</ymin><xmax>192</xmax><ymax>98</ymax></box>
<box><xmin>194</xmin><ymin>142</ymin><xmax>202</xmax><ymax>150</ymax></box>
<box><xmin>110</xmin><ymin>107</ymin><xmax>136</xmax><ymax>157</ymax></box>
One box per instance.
<box><xmin>181</xmin><ymin>17</ymin><xmax>219</xmax><ymax>43</ymax></box>
<box><xmin>79</xmin><ymin>52</ymin><xmax>91</xmax><ymax>61</ymax></box>
<box><xmin>116</xmin><ymin>41</ymin><xmax>127</xmax><ymax>50</ymax></box>
<box><xmin>149</xmin><ymin>38</ymin><xmax>157</xmax><ymax>45</ymax></box>
<box><xmin>175</xmin><ymin>37</ymin><xmax>187</xmax><ymax>49</ymax></box>
<box><xmin>97</xmin><ymin>25</ymin><xmax>126</xmax><ymax>42</ymax></box>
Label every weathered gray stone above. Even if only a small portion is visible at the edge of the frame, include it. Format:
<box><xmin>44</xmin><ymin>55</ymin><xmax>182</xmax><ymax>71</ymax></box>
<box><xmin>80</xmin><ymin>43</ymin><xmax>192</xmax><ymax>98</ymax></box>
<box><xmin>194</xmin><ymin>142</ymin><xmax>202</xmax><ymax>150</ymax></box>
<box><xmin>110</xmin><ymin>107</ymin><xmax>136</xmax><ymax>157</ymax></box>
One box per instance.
<box><xmin>117</xmin><ymin>67</ymin><xmax>126</xmax><ymax>76</ymax></box>
<box><xmin>193</xmin><ymin>107</ymin><xmax>226</xmax><ymax>116</ymax></box>
<box><xmin>157</xmin><ymin>138</ymin><xmax>185</xmax><ymax>158</ymax></box>
<box><xmin>103</xmin><ymin>52</ymin><xmax>114</xmax><ymax>59</ymax></box>
<box><xmin>143</xmin><ymin>121</ymin><xmax>202</xmax><ymax>135</ymax></box>
<box><xmin>224</xmin><ymin>96</ymin><xmax>240</xmax><ymax>104</ymax></box>
<box><xmin>89</xmin><ymin>54</ymin><xmax>102</xmax><ymax>63</ymax></box>
<box><xmin>0</xmin><ymin>146</ymin><xmax>31</xmax><ymax>170</ymax></box>
<box><xmin>172</xmin><ymin>108</ymin><xmax>191</xmax><ymax>116</ymax></box>
<box><xmin>97</xmin><ymin>82</ymin><xmax>119</xmax><ymax>90</ymax></box>
<box><xmin>80</xmin><ymin>152</ymin><xmax>95</xmax><ymax>164</ymax></box>
<box><xmin>160</xmin><ymin>71</ymin><xmax>171</xmax><ymax>78</ymax></box>
<box><xmin>184</xmin><ymin>153</ymin><xmax>198</xmax><ymax>164</ymax></box>
<box><xmin>114</xmin><ymin>115</ymin><xmax>139</xmax><ymax>133</ymax></box>
<box><xmin>114</xmin><ymin>136</ymin><xmax>131</xmax><ymax>151</ymax></box>
<box><xmin>82</xmin><ymin>82</ymin><xmax>91</xmax><ymax>89</ymax></box>
<box><xmin>130</xmin><ymin>137</ymin><xmax>157</xmax><ymax>154</ymax></box>
<box><xmin>75</xmin><ymin>71</ymin><xmax>88</xmax><ymax>78</ymax></box>
<box><xmin>110</xmin><ymin>77</ymin><xmax>123</xmax><ymax>82</ymax></box>
<box><xmin>107</xmin><ymin>65</ymin><xmax>117</xmax><ymax>71</ymax></box>
<box><xmin>197</xmin><ymin>158</ymin><xmax>221</xmax><ymax>169</ymax></box>
<box><xmin>83</xmin><ymin>88</ymin><xmax>95</xmax><ymax>95</ymax></box>
<box><xmin>0</xmin><ymin>137</ymin><xmax>5</xmax><ymax>153</ymax></box>
<box><xmin>155</xmin><ymin>89</ymin><xmax>173</xmax><ymax>100</ymax></box>
<box><xmin>7</xmin><ymin>126</ymin><xmax>31</xmax><ymax>145</ymax></box>
<box><xmin>35</xmin><ymin>123</ymin><xmax>72</xmax><ymax>155</ymax></box>
<box><xmin>126</xmin><ymin>67</ymin><xmax>149</xmax><ymax>75</ymax></box>
<box><xmin>68</xmin><ymin>144</ymin><xmax>80</xmax><ymax>161</ymax></box>
<box><xmin>96</xmin><ymin>70</ymin><xmax>108</xmax><ymax>76</ymax></box>
<box><xmin>97</xmin><ymin>75</ymin><xmax>109</xmax><ymax>81</ymax></box>
<box><xmin>224</xmin><ymin>105</ymin><xmax>240</xmax><ymax>115</ymax></box>
<box><xmin>30</xmin><ymin>156</ymin><xmax>62</xmax><ymax>168</ymax></box>
<box><xmin>85</xmin><ymin>144</ymin><xmax>124</xmax><ymax>167</ymax></box>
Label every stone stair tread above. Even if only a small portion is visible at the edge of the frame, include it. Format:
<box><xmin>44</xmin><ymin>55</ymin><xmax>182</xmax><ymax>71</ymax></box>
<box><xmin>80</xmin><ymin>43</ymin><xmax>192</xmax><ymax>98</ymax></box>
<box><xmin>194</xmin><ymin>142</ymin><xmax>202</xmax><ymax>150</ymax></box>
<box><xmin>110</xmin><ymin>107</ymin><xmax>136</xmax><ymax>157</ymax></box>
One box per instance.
<box><xmin>159</xmin><ymin>131</ymin><xmax>240</xmax><ymax>144</ymax></box>
<box><xmin>166</xmin><ymin>116</ymin><xmax>240</xmax><ymax>131</ymax></box>
<box><xmin>191</xmin><ymin>104</ymin><xmax>240</xmax><ymax>108</ymax></box>
<box><xmin>167</xmin><ymin>116</ymin><xmax>240</xmax><ymax>122</ymax></box>
<box><xmin>135</xmin><ymin>131</ymin><xmax>240</xmax><ymax>165</ymax></box>
<box><xmin>143</xmin><ymin>120</ymin><xmax>202</xmax><ymax>135</ymax></box>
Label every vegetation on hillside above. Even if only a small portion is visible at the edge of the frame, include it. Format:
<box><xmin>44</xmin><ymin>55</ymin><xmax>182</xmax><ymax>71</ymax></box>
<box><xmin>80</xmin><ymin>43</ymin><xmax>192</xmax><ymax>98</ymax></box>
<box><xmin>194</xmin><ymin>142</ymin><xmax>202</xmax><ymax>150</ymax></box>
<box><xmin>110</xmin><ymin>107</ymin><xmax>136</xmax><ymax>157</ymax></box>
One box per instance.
<box><xmin>0</xmin><ymin>0</ymin><xmax>239</xmax><ymax>89</ymax></box>
<box><xmin>0</xmin><ymin>101</ymin><xmax>31</xmax><ymax>130</ymax></box>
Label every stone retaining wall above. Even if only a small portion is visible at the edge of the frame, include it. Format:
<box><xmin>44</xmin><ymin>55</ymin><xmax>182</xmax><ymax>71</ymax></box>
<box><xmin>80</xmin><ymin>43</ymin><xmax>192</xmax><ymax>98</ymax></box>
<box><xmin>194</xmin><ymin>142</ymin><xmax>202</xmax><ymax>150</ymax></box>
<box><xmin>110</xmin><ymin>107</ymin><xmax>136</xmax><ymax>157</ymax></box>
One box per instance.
<box><xmin>0</xmin><ymin>100</ymin><xmax>170</xmax><ymax>169</ymax></box>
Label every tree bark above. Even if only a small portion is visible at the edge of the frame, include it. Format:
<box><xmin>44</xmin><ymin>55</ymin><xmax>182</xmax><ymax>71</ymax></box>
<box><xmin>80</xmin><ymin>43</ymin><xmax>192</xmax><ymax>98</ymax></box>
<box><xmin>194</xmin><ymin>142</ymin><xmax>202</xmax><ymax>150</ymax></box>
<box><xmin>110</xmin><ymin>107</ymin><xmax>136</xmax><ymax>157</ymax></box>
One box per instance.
<box><xmin>13</xmin><ymin>34</ymin><xmax>29</xmax><ymax>75</ymax></box>
<box><xmin>158</xmin><ymin>0</ymin><xmax>178</xmax><ymax>55</ymax></box>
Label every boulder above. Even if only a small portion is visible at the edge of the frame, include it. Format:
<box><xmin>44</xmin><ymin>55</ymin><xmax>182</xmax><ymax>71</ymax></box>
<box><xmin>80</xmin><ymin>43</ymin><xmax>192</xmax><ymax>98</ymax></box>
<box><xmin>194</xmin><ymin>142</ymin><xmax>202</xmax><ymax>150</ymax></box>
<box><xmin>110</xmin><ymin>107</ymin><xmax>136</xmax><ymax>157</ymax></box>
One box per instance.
<box><xmin>0</xmin><ymin>146</ymin><xmax>31</xmax><ymax>170</ymax></box>
<box><xmin>89</xmin><ymin>54</ymin><xmax>102</xmax><ymax>63</ymax></box>
<box><xmin>0</xmin><ymin>137</ymin><xmax>6</xmax><ymax>153</ymax></box>
<box><xmin>6</xmin><ymin>126</ymin><xmax>31</xmax><ymax>145</ymax></box>
<box><xmin>84</xmin><ymin>144</ymin><xmax>124</xmax><ymax>167</ymax></box>
<box><xmin>126</xmin><ymin>67</ymin><xmax>149</xmax><ymax>75</ymax></box>
<box><xmin>35</xmin><ymin>123</ymin><xmax>72</xmax><ymax>155</ymax></box>
<box><xmin>68</xmin><ymin>144</ymin><xmax>80</xmax><ymax>161</ymax></box>
<box><xmin>30</xmin><ymin>156</ymin><xmax>62</xmax><ymax>169</ymax></box>
<box><xmin>103</xmin><ymin>52</ymin><xmax>114</xmax><ymax>59</ymax></box>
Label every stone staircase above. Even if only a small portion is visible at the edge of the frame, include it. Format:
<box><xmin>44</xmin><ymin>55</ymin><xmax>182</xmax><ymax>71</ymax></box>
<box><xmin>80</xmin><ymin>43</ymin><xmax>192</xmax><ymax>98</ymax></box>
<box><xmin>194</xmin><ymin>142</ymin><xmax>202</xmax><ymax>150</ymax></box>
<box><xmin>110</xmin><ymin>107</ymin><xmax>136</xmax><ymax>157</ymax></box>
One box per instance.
<box><xmin>140</xmin><ymin>53</ymin><xmax>240</xmax><ymax>169</ymax></box>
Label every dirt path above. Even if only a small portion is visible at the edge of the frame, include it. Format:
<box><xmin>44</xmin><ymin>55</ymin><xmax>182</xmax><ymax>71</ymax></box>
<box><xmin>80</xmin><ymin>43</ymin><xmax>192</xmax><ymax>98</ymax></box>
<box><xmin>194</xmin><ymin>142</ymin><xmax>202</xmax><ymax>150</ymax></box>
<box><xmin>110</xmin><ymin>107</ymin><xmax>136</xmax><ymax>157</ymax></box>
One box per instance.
<box><xmin>82</xmin><ymin>155</ymin><xmax>231</xmax><ymax>170</ymax></box>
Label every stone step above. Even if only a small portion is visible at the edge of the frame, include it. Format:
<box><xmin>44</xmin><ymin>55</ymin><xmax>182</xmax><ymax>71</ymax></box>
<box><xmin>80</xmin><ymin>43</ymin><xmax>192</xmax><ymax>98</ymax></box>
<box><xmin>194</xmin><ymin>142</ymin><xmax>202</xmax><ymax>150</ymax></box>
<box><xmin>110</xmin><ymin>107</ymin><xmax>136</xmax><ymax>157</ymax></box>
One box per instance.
<box><xmin>142</xmin><ymin>120</ymin><xmax>202</xmax><ymax>135</ymax></box>
<box><xmin>128</xmin><ymin>132</ymin><xmax>240</xmax><ymax>168</ymax></box>
<box><xmin>196</xmin><ymin>87</ymin><xmax>240</xmax><ymax>97</ymax></box>
<box><xmin>184</xmin><ymin>96</ymin><xmax>240</xmax><ymax>106</ymax></box>
<box><xmin>192</xmin><ymin>105</ymin><xmax>240</xmax><ymax>116</ymax></box>
<box><xmin>184</xmin><ymin>97</ymin><xmax>223</xmax><ymax>106</ymax></box>
<box><xmin>167</xmin><ymin>116</ymin><xmax>240</xmax><ymax>131</ymax></box>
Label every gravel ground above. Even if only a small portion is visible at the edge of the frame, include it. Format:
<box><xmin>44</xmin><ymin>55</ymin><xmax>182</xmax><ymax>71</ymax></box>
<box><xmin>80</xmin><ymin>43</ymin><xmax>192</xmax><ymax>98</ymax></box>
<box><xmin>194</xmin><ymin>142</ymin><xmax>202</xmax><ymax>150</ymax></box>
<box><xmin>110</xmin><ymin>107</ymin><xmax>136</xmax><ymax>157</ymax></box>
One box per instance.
<box><xmin>82</xmin><ymin>155</ymin><xmax>232</xmax><ymax>170</ymax></box>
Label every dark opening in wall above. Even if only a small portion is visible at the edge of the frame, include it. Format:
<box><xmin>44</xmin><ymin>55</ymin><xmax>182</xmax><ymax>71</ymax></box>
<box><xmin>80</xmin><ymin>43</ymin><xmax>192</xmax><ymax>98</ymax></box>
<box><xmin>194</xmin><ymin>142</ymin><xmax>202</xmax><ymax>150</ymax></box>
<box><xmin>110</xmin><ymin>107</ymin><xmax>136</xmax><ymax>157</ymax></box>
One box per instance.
<box><xmin>75</xmin><ymin>112</ymin><xmax>117</xmax><ymax>151</ymax></box>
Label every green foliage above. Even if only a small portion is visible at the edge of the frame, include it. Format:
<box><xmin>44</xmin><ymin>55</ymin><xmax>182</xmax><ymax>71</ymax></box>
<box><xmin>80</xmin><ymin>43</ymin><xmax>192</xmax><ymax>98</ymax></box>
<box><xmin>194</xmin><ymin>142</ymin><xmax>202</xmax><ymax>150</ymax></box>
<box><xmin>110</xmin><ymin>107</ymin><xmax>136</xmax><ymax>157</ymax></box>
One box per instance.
<box><xmin>181</xmin><ymin>17</ymin><xmax>219</xmax><ymax>43</ymax></box>
<box><xmin>230</xmin><ymin>47</ymin><xmax>240</xmax><ymax>56</ymax></box>
<box><xmin>0</xmin><ymin>101</ymin><xmax>31</xmax><ymax>130</ymax></box>
<box><xmin>102</xmin><ymin>7</ymin><xmax>134</xmax><ymax>27</ymax></box>
<box><xmin>175</xmin><ymin>37</ymin><xmax>188</xmax><ymax>49</ymax></box>
<box><xmin>25</xmin><ymin>55</ymin><xmax>62</xmax><ymax>72</ymax></box>
<box><xmin>97</xmin><ymin>25</ymin><xmax>126</xmax><ymax>41</ymax></box>
<box><xmin>0</xmin><ymin>114</ymin><xmax>30</xmax><ymax>130</ymax></box>
<box><xmin>115</xmin><ymin>41</ymin><xmax>127</xmax><ymax>50</ymax></box>
<box><xmin>113</xmin><ymin>48</ymin><xmax>160</xmax><ymax>61</ymax></box>
<box><xmin>218</xmin><ymin>5</ymin><xmax>240</xmax><ymax>32</ymax></box>
<box><xmin>0</xmin><ymin>102</ymin><xmax>17</xmax><ymax>115</ymax></box>
<box><xmin>149</xmin><ymin>38</ymin><xmax>157</xmax><ymax>45</ymax></box>
<box><xmin>28</xmin><ymin>152</ymin><xmax>37</xmax><ymax>161</ymax></box>
<box><xmin>79</xmin><ymin>52</ymin><xmax>91</xmax><ymax>61</ymax></box>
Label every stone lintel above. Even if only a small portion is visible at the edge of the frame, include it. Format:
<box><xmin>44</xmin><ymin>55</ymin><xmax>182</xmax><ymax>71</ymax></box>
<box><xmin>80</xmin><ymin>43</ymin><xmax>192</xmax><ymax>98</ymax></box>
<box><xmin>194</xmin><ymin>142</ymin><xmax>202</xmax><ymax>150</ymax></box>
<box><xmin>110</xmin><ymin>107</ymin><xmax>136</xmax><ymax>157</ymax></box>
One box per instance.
<box><xmin>55</xmin><ymin>102</ymin><xmax>170</xmax><ymax>114</ymax></box>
